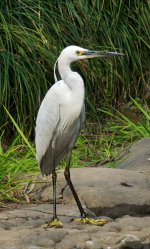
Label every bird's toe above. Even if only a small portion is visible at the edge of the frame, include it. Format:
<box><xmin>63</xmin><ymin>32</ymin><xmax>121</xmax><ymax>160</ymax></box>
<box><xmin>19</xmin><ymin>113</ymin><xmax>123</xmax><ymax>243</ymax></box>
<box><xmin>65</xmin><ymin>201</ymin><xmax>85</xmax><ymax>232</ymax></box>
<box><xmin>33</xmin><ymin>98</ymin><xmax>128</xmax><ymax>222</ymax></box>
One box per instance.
<box><xmin>73</xmin><ymin>216</ymin><xmax>112</xmax><ymax>226</ymax></box>
<box><xmin>42</xmin><ymin>218</ymin><xmax>63</xmax><ymax>228</ymax></box>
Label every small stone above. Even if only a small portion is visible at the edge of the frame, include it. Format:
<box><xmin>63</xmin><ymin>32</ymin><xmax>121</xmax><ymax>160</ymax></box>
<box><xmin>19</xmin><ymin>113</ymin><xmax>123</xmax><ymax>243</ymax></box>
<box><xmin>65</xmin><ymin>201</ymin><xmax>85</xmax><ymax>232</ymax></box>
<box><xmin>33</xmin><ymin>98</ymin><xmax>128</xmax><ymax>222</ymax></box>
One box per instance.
<box><xmin>47</xmin><ymin>229</ymin><xmax>68</xmax><ymax>243</ymax></box>
<box><xmin>84</xmin><ymin>240</ymin><xmax>95</xmax><ymax>249</ymax></box>
<box><xmin>119</xmin><ymin>234</ymin><xmax>142</xmax><ymax>249</ymax></box>
<box><xmin>36</xmin><ymin>238</ymin><xmax>55</xmax><ymax>247</ymax></box>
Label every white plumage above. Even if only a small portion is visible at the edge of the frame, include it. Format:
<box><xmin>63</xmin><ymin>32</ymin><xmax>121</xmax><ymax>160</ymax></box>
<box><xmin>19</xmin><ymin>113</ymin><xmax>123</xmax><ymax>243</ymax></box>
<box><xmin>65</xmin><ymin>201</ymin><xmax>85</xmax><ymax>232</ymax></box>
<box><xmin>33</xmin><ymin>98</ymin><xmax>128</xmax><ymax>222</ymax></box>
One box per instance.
<box><xmin>35</xmin><ymin>45</ymin><xmax>123</xmax><ymax>175</ymax></box>
<box><xmin>34</xmin><ymin>45</ymin><xmax>123</xmax><ymax>227</ymax></box>
<box><xmin>35</xmin><ymin>76</ymin><xmax>84</xmax><ymax>164</ymax></box>
<box><xmin>35</xmin><ymin>46</ymin><xmax>86</xmax><ymax>173</ymax></box>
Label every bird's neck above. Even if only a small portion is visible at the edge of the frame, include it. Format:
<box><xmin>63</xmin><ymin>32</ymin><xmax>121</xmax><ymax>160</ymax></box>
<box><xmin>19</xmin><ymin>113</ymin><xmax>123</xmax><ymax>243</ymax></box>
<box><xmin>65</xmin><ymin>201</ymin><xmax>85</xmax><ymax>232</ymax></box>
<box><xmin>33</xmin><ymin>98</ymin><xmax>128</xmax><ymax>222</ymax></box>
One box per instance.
<box><xmin>58</xmin><ymin>58</ymin><xmax>73</xmax><ymax>81</ymax></box>
<box><xmin>58</xmin><ymin>57</ymin><xmax>84</xmax><ymax>101</ymax></box>
<box><xmin>58</xmin><ymin>57</ymin><xmax>85</xmax><ymax>110</ymax></box>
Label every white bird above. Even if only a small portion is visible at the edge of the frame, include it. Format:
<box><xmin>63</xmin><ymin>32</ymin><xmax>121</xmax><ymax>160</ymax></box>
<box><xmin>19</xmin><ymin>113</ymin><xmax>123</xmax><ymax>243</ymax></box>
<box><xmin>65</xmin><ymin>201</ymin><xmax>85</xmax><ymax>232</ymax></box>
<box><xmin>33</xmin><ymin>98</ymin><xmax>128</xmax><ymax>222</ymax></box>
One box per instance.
<box><xmin>35</xmin><ymin>45</ymin><xmax>123</xmax><ymax>228</ymax></box>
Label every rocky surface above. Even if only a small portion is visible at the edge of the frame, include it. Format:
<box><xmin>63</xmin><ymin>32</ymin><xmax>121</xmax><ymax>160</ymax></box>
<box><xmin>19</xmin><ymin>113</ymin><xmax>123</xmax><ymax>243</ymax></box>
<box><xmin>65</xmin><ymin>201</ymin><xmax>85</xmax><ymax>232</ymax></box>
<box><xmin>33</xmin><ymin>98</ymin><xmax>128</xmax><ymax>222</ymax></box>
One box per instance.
<box><xmin>0</xmin><ymin>138</ymin><xmax>150</xmax><ymax>249</ymax></box>
<box><xmin>0</xmin><ymin>204</ymin><xmax>150</xmax><ymax>249</ymax></box>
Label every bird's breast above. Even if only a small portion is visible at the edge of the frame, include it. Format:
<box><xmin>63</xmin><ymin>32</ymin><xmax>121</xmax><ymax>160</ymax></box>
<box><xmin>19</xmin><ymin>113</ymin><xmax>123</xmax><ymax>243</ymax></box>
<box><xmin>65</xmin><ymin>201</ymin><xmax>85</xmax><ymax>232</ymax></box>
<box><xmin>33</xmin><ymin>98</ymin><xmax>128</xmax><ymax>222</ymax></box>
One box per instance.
<box><xmin>58</xmin><ymin>91</ymin><xmax>84</xmax><ymax>134</ymax></box>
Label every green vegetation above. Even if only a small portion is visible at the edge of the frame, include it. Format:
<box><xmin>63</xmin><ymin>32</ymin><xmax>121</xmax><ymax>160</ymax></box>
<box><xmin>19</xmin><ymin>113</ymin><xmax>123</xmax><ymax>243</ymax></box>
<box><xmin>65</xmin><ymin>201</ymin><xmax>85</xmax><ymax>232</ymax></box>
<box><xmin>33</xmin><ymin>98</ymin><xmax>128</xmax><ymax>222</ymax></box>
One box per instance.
<box><xmin>0</xmin><ymin>1</ymin><xmax>150</xmax><ymax>201</ymax></box>
<box><xmin>0</xmin><ymin>141</ymin><xmax>36</xmax><ymax>202</ymax></box>
<box><xmin>0</xmin><ymin>0</ymin><xmax>149</xmax><ymax>135</ymax></box>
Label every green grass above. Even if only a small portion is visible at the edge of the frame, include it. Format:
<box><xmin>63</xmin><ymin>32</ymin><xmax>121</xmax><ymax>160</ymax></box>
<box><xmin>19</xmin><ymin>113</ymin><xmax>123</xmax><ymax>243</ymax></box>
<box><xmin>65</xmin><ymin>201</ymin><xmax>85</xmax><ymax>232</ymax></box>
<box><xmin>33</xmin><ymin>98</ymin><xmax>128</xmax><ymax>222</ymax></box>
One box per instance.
<box><xmin>101</xmin><ymin>98</ymin><xmax>150</xmax><ymax>139</ymax></box>
<box><xmin>0</xmin><ymin>141</ymin><xmax>37</xmax><ymax>202</ymax></box>
<box><xmin>0</xmin><ymin>0</ymin><xmax>149</xmax><ymax>137</ymax></box>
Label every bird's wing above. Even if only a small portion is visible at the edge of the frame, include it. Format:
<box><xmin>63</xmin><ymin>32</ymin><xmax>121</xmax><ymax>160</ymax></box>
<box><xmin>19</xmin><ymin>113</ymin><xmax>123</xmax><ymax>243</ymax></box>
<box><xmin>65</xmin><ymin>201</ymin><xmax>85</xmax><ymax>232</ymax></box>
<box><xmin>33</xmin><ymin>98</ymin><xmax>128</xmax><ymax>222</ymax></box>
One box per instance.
<box><xmin>35</xmin><ymin>81</ymin><xmax>65</xmax><ymax>163</ymax></box>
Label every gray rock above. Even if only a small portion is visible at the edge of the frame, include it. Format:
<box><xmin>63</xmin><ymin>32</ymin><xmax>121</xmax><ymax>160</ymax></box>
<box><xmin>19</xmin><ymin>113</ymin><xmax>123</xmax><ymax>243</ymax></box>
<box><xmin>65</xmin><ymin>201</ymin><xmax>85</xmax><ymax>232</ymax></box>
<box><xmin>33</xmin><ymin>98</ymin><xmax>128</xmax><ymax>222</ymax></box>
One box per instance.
<box><xmin>62</xmin><ymin>168</ymin><xmax>150</xmax><ymax>218</ymax></box>
<box><xmin>118</xmin><ymin>138</ymin><xmax>150</xmax><ymax>173</ymax></box>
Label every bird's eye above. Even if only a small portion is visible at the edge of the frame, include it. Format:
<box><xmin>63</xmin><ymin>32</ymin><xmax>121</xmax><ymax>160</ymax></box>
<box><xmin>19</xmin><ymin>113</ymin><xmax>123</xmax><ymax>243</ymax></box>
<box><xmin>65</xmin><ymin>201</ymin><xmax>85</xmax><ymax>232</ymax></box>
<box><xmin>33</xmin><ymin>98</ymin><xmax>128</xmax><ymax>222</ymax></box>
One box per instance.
<box><xmin>75</xmin><ymin>50</ymin><xmax>81</xmax><ymax>56</ymax></box>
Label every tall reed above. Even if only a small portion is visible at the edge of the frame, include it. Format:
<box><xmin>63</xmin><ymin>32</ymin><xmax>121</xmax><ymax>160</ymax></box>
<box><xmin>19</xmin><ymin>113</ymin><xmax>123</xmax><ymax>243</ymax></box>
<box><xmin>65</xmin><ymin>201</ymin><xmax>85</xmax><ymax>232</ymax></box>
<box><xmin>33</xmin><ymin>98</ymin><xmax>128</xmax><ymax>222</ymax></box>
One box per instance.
<box><xmin>0</xmin><ymin>0</ymin><xmax>149</xmax><ymax>138</ymax></box>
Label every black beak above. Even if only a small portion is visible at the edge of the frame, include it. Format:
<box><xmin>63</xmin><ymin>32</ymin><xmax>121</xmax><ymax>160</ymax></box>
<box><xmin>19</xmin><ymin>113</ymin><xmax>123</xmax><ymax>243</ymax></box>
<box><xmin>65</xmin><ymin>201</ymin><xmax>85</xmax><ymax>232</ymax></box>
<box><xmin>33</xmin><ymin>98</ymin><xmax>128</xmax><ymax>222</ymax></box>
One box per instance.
<box><xmin>85</xmin><ymin>50</ymin><xmax>124</xmax><ymax>57</ymax></box>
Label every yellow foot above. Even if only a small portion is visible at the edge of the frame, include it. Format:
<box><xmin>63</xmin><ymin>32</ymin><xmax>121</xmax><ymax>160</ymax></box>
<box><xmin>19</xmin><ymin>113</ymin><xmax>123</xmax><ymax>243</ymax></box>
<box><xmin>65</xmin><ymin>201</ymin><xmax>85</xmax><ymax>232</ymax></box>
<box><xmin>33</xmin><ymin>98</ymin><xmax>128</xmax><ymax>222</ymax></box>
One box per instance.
<box><xmin>73</xmin><ymin>217</ymin><xmax>111</xmax><ymax>226</ymax></box>
<box><xmin>42</xmin><ymin>218</ymin><xmax>63</xmax><ymax>228</ymax></box>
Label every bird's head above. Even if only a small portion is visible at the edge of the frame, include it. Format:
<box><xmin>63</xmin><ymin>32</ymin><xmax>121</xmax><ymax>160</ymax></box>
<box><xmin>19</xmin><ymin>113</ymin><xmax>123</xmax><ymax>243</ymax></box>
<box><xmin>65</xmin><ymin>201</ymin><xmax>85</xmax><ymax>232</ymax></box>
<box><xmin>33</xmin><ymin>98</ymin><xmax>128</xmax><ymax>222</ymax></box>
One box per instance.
<box><xmin>54</xmin><ymin>45</ymin><xmax>124</xmax><ymax>82</ymax></box>
<box><xmin>58</xmin><ymin>45</ymin><xmax>124</xmax><ymax>63</ymax></box>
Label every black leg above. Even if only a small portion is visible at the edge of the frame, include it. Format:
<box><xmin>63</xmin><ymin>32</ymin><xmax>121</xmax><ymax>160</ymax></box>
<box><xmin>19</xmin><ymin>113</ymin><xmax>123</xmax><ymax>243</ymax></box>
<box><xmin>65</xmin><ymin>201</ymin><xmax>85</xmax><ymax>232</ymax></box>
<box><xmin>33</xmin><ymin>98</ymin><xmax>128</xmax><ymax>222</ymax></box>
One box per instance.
<box><xmin>52</xmin><ymin>169</ymin><xmax>57</xmax><ymax>220</ymax></box>
<box><xmin>63</xmin><ymin>150</ymin><xmax>110</xmax><ymax>227</ymax></box>
<box><xmin>43</xmin><ymin>169</ymin><xmax>63</xmax><ymax>227</ymax></box>
<box><xmin>64</xmin><ymin>149</ymin><xmax>86</xmax><ymax>218</ymax></box>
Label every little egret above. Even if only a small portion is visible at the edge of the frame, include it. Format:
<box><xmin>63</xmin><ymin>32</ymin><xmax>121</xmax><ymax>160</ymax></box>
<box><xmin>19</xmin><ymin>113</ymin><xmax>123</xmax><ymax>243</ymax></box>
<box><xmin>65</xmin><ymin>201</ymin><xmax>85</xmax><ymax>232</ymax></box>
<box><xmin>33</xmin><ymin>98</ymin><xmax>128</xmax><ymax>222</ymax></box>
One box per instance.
<box><xmin>35</xmin><ymin>45</ymin><xmax>124</xmax><ymax>228</ymax></box>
